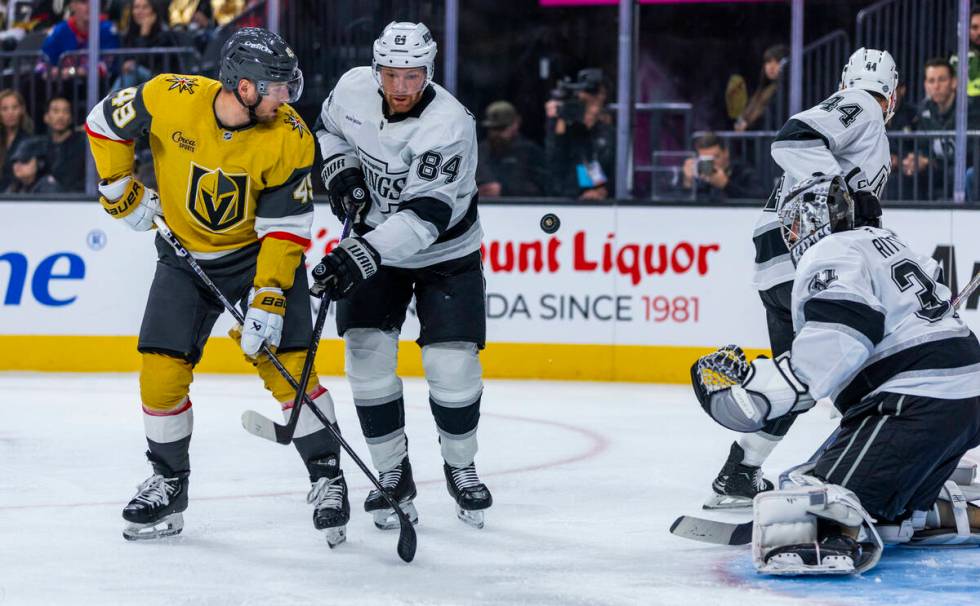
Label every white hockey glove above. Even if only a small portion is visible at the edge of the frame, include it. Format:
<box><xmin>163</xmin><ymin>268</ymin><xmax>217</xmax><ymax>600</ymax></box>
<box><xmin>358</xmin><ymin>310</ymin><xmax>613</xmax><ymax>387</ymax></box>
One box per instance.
<box><xmin>692</xmin><ymin>347</ymin><xmax>814</xmax><ymax>432</ymax></box>
<box><xmin>240</xmin><ymin>287</ymin><xmax>285</xmax><ymax>357</ymax></box>
<box><xmin>98</xmin><ymin>175</ymin><xmax>161</xmax><ymax>232</ymax></box>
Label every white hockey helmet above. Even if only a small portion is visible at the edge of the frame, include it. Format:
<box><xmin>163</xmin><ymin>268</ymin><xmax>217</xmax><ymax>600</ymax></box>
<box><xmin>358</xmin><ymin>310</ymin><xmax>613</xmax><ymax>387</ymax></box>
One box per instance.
<box><xmin>840</xmin><ymin>47</ymin><xmax>899</xmax><ymax>123</ymax></box>
<box><xmin>372</xmin><ymin>21</ymin><xmax>438</xmax><ymax>91</ymax></box>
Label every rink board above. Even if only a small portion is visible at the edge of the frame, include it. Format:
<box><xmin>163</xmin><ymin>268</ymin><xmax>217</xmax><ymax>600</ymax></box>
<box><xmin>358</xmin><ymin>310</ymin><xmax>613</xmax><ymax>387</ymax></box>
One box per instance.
<box><xmin>1</xmin><ymin>201</ymin><xmax>978</xmax><ymax>381</ymax></box>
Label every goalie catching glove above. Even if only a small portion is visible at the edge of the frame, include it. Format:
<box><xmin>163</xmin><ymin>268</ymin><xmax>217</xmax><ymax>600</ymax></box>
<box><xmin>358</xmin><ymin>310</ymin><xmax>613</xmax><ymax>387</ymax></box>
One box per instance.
<box><xmin>692</xmin><ymin>345</ymin><xmax>815</xmax><ymax>432</ymax></box>
<box><xmin>310</xmin><ymin>237</ymin><xmax>381</xmax><ymax>300</ymax></box>
<box><xmin>98</xmin><ymin>175</ymin><xmax>162</xmax><ymax>232</ymax></box>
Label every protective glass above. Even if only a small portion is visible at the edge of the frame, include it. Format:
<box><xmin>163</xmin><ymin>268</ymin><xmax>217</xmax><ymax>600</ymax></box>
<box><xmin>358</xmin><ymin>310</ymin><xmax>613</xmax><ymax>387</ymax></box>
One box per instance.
<box><xmin>263</xmin><ymin>68</ymin><xmax>304</xmax><ymax>103</ymax></box>
<box><xmin>377</xmin><ymin>66</ymin><xmax>427</xmax><ymax>96</ymax></box>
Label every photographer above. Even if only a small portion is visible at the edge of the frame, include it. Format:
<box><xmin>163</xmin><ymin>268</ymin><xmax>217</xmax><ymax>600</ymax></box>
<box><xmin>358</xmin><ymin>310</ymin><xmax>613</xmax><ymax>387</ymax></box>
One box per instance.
<box><xmin>680</xmin><ymin>132</ymin><xmax>764</xmax><ymax>201</ymax></box>
<box><xmin>544</xmin><ymin>68</ymin><xmax>616</xmax><ymax>200</ymax></box>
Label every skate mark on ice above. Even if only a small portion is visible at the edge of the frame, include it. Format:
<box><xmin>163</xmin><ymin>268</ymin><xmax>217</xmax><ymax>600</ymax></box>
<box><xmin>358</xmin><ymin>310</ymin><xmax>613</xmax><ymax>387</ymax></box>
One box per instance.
<box><xmin>0</xmin><ymin>407</ymin><xmax>610</xmax><ymax>511</ymax></box>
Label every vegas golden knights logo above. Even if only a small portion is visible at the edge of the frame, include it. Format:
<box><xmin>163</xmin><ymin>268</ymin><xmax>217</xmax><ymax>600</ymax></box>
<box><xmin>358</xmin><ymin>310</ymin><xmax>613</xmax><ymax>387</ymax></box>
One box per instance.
<box><xmin>186</xmin><ymin>163</ymin><xmax>249</xmax><ymax>231</ymax></box>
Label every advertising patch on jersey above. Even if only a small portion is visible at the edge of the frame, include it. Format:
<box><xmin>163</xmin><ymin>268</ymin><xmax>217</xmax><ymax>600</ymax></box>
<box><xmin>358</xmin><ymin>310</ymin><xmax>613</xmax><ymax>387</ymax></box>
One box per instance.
<box><xmin>808</xmin><ymin>269</ymin><xmax>839</xmax><ymax>294</ymax></box>
<box><xmin>186</xmin><ymin>163</ymin><xmax>249</xmax><ymax>232</ymax></box>
<box><xmin>166</xmin><ymin>76</ymin><xmax>199</xmax><ymax>95</ymax></box>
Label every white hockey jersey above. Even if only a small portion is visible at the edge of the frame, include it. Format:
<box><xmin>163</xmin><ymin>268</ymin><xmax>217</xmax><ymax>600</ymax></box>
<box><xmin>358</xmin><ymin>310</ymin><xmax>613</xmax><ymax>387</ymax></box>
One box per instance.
<box><xmin>790</xmin><ymin>226</ymin><xmax>980</xmax><ymax>413</ymax></box>
<box><xmin>315</xmin><ymin>66</ymin><xmax>481</xmax><ymax>268</ymax></box>
<box><xmin>752</xmin><ymin>88</ymin><xmax>891</xmax><ymax>291</ymax></box>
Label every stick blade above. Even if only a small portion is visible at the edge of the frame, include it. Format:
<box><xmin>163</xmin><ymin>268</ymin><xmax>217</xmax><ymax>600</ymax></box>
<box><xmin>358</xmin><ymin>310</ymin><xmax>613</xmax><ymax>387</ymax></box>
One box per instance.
<box><xmin>397</xmin><ymin>519</ymin><xmax>418</xmax><ymax>563</ymax></box>
<box><xmin>670</xmin><ymin>515</ymin><xmax>753</xmax><ymax>546</ymax></box>
<box><xmin>241</xmin><ymin>410</ymin><xmax>291</xmax><ymax>444</ymax></box>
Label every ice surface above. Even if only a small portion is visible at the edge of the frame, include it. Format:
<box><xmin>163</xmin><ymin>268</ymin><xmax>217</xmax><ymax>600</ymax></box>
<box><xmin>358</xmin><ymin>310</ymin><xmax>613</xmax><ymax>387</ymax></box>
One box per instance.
<box><xmin>1</xmin><ymin>373</ymin><xmax>978</xmax><ymax>605</ymax></box>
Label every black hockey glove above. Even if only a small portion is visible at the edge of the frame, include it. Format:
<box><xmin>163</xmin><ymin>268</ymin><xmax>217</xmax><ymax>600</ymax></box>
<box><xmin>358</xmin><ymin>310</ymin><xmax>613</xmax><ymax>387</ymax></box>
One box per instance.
<box><xmin>310</xmin><ymin>237</ymin><xmax>381</xmax><ymax>300</ymax></box>
<box><xmin>852</xmin><ymin>190</ymin><xmax>882</xmax><ymax>228</ymax></box>
<box><xmin>324</xmin><ymin>166</ymin><xmax>370</xmax><ymax>223</ymax></box>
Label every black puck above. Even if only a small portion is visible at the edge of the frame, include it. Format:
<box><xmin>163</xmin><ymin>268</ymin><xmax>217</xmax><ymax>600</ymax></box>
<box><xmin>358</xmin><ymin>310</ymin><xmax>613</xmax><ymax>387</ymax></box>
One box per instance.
<box><xmin>540</xmin><ymin>213</ymin><xmax>561</xmax><ymax>234</ymax></box>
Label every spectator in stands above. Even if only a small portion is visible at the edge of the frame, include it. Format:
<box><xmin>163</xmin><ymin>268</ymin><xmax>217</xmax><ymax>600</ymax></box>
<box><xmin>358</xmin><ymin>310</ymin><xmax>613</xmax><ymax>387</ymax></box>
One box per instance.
<box><xmin>123</xmin><ymin>0</ymin><xmax>177</xmax><ymax>48</ymax></box>
<box><xmin>113</xmin><ymin>0</ymin><xmax>177</xmax><ymax>90</ymax></box>
<box><xmin>476</xmin><ymin>101</ymin><xmax>547</xmax><ymax>198</ymax></box>
<box><xmin>42</xmin><ymin>97</ymin><xmax>85</xmax><ymax>192</ymax></box>
<box><xmin>5</xmin><ymin>136</ymin><xmax>61</xmax><ymax>194</ymax></box>
<box><xmin>544</xmin><ymin>68</ymin><xmax>616</xmax><ymax>200</ymax></box>
<box><xmin>902</xmin><ymin>58</ymin><xmax>980</xmax><ymax>199</ymax></box>
<box><xmin>679</xmin><ymin>132</ymin><xmax>764</xmax><ymax>201</ymax></box>
<box><xmin>949</xmin><ymin>5</ymin><xmax>980</xmax><ymax>97</ymax></box>
<box><xmin>42</xmin><ymin>0</ymin><xmax>120</xmax><ymax>68</ymax></box>
<box><xmin>0</xmin><ymin>89</ymin><xmax>34</xmax><ymax>191</ymax></box>
<box><xmin>734</xmin><ymin>44</ymin><xmax>788</xmax><ymax>132</ymax></box>
<box><xmin>887</xmin><ymin>77</ymin><xmax>917</xmax><ymax>132</ymax></box>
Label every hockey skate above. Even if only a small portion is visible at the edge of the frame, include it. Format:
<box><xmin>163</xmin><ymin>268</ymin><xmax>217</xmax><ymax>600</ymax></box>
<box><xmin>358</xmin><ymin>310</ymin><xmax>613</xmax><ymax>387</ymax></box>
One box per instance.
<box><xmin>307</xmin><ymin>456</ymin><xmax>349</xmax><ymax>548</ymax></box>
<box><xmin>364</xmin><ymin>456</ymin><xmax>419</xmax><ymax>530</ymax></box>
<box><xmin>122</xmin><ymin>468</ymin><xmax>189</xmax><ymax>541</ymax></box>
<box><xmin>444</xmin><ymin>461</ymin><xmax>493</xmax><ymax>529</ymax></box>
<box><xmin>704</xmin><ymin>442</ymin><xmax>773</xmax><ymax>510</ymax></box>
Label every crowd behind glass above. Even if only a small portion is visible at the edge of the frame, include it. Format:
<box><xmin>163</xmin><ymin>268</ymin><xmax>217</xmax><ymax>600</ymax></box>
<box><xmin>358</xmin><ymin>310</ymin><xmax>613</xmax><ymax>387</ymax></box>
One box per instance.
<box><xmin>0</xmin><ymin>0</ymin><xmax>974</xmax><ymax>203</ymax></box>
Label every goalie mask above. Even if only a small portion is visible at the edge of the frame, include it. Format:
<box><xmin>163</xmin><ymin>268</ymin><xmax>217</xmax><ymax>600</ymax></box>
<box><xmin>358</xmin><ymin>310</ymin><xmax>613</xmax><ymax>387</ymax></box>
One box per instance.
<box><xmin>778</xmin><ymin>175</ymin><xmax>854</xmax><ymax>266</ymax></box>
<box><xmin>840</xmin><ymin>47</ymin><xmax>898</xmax><ymax>123</ymax></box>
<box><xmin>372</xmin><ymin>21</ymin><xmax>438</xmax><ymax>95</ymax></box>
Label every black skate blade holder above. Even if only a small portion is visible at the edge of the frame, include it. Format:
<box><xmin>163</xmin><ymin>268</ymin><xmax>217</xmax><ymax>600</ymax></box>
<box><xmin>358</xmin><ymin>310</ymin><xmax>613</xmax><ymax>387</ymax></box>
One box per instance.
<box><xmin>153</xmin><ymin>216</ymin><xmax>417</xmax><ymax>563</ymax></box>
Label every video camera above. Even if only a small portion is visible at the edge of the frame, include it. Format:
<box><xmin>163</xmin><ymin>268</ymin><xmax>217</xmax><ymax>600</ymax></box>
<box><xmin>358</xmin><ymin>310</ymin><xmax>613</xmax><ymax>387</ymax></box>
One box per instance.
<box><xmin>550</xmin><ymin>68</ymin><xmax>604</xmax><ymax>125</ymax></box>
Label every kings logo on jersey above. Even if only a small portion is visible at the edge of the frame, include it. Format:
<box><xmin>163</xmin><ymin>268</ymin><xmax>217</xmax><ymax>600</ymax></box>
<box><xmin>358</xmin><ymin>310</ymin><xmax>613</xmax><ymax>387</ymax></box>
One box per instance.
<box><xmin>358</xmin><ymin>148</ymin><xmax>407</xmax><ymax>213</ymax></box>
<box><xmin>186</xmin><ymin>163</ymin><xmax>249</xmax><ymax>231</ymax></box>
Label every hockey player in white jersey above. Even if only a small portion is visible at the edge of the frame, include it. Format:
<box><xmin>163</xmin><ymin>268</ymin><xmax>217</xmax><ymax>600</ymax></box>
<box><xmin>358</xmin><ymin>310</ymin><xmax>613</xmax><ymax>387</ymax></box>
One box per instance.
<box><xmin>693</xmin><ymin>175</ymin><xmax>980</xmax><ymax>575</ymax></box>
<box><xmin>309</xmin><ymin>22</ymin><xmax>492</xmax><ymax>530</ymax></box>
<box><xmin>705</xmin><ymin>48</ymin><xmax>898</xmax><ymax>509</ymax></box>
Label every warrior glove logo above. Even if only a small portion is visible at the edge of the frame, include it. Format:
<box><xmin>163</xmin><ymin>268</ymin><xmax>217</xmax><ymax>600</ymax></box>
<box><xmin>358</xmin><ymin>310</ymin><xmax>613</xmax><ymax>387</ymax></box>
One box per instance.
<box><xmin>187</xmin><ymin>163</ymin><xmax>249</xmax><ymax>231</ymax></box>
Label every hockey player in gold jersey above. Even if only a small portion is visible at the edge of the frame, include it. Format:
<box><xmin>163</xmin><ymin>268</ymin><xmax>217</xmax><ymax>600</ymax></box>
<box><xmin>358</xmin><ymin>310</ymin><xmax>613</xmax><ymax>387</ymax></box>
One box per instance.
<box><xmin>86</xmin><ymin>28</ymin><xmax>350</xmax><ymax>545</ymax></box>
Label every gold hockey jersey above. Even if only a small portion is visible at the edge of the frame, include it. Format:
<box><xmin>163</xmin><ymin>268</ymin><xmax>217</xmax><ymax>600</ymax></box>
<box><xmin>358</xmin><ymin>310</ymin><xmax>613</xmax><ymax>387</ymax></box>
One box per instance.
<box><xmin>86</xmin><ymin>74</ymin><xmax>315</xmax><ymax>290</ymax></box>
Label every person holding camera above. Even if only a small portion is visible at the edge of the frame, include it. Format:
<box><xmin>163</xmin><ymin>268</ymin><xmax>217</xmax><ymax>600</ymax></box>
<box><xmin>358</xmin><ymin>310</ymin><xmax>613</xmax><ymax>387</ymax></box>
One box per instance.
<box><xmin>544</xmin><ymin>68</ymin><xmax>616</xmax><ymax>200</ymax></box>
<box><xmin>680</xmin><ymin>132</ymin><xmax>763</xmax><ymax>201</ymax></box>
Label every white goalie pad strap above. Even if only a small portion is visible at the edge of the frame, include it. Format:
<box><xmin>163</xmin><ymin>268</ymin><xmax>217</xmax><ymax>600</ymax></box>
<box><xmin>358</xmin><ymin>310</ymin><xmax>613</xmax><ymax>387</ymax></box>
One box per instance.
<box><xmin>753</xmin><ymin>481</ymin><xmax>882</xmax><ymax>575</ymax></box>
<box><xmin>143</xmin><ymin>398</ymin><xmax>193</xmax><ymax>444</ymax></box>
<box><xmin>910</xmin><ymin>481</ymin><xmax>980</xmax><ymax>546</ymax></box>
<box><xmin>321</xmin><ymin>153</ymin><xmax>362</xmax><ymax>189</ymax></box>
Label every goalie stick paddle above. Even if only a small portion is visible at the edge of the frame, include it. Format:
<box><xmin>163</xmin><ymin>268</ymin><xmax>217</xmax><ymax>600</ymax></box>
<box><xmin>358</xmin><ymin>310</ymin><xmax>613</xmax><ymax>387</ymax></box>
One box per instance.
<box><xmin>240</xmin><ymin>215</ymin><xmax>353</xmax><ymax>445</ymax></box>
<box><xmin>670</xmin><ymin>516</ymin><xmax>753</xmax><ymax>546</ymax></box>
<box><xmin>153</xmin><ymin>217</ymin><xmax>417</xmax><ymax>563</ymax></box>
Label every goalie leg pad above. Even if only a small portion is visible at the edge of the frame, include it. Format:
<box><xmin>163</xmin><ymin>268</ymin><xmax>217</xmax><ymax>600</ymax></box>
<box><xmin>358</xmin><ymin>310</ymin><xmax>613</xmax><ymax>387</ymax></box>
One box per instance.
<box><xmin>753</xmin><ymin>480</ymin><xmax>883</xmax><ymax>575</ymax></box>
<box><xmin>906</xmin><ymin>481</ymin><xmax>980</xmax><ymax>546</ymax></box>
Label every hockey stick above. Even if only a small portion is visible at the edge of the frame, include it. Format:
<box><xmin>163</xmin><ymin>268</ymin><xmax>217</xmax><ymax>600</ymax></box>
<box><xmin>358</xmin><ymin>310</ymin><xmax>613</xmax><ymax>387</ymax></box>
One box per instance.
<box><xmin>670</xmin><ymin>428</ymin><xmax>842</xmax><ymax>546</ymax></box>
<box><xmin>152</xmin><ymin>216</ymin><xmax>417</xmax><ymax>563</ymax></box>
<box><xmin>952</xmin><ymin>271</ymin><xmax>980</xmax><ymax>310</ymax></box>
<box><xmin>240</xmin><ymin>215</ymin><xmax>352</xmax><ymax>445</ymax></box>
